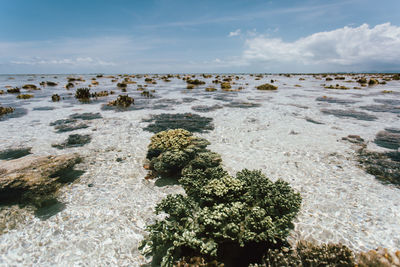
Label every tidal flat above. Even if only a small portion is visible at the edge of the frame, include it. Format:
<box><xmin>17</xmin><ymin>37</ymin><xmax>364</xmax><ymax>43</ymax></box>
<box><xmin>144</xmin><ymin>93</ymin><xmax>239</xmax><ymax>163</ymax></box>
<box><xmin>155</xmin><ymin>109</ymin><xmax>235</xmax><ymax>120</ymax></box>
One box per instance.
<box><xmin>0</xmin><ymin>73</ymin><xmax>400</xmax><ymax>265</ymax></box>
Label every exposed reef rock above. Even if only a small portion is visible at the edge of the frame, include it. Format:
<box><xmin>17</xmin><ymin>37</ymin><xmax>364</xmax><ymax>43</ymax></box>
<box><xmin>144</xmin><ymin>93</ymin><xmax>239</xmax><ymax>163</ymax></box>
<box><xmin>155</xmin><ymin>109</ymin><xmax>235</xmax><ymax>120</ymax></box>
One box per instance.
<box><xmin>0</xmin><ymin>154</ymin><xmax>81</xmax><ymax>206</ymax></box>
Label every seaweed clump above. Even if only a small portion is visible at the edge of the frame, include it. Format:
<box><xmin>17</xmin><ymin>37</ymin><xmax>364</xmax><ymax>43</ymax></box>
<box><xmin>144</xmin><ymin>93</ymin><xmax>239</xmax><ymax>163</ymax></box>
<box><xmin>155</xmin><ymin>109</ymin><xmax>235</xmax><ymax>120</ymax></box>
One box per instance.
<box><xmin>107</xmin><ymin>95</ymin><xmax>134</xmax><ymax>108</ymax></box>
<box><xmin>140</xmin><ymin>129</ymin><xmax>301</xmax><ymax>266</ymax></box>
<box><xmin>142</xmin><ymin>113</ymin><xmax>214</xmax><ymax>133</ymax></box>
<box><xmin>256</xmin><ymin>83</ymin><xmax>278</xmax><ymax>91</ymax></box>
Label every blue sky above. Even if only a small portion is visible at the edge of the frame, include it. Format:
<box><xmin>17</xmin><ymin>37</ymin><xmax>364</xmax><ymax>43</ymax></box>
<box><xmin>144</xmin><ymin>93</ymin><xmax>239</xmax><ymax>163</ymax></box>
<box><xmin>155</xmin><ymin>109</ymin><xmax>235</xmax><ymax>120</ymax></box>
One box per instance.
<box><xmin>1</xmin><ymin>0</ymin><xmax>400</xmax><ymax>73</ymax></box>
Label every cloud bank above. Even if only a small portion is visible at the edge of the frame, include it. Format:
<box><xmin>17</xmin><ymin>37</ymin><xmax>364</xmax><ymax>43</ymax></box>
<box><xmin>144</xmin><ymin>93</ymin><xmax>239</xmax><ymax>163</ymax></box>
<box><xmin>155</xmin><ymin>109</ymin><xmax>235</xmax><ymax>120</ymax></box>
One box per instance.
<box><xmin>243</xmin><ymin>23</ymin><xmax>400</xmax><ymax>72</ymax></box>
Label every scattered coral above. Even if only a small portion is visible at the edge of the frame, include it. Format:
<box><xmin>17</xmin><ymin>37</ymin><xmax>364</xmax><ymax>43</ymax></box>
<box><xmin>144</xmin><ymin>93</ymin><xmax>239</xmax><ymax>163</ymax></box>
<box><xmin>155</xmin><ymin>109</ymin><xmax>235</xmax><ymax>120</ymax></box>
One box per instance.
<box><xmin>220</xmin><ymin>82</ymin><xmax>231</xmax><ymax>90</ymax></box>
<box><xmin>0</xmin><ymin>106</ymin><xmax>15</xmax><ymax>117</ymax></box>
<box><xmin>51</xmin><ymin>94</ymin><xmax>61</xmax><ymax>102</ymax></box>
<box><xmin>75</xmin><ymin>88</ymin><xmax>91</xmax><ymax>100</ymax></box>
<box><xmin>16</xmin><ymin>94</ymin><xmax>34</xmax><ymax>99</ymax></box>
<box><xmin>205</xmin><ymin>87</ymin><xmax>217</xmax><ymax>92</ymax></box>
<box><xmin>7</xmin><ymin>88</ymin><xmax>20</xmax><ymax>93</ymax></box>
<box><xmin>324</xmin><ymin>84</ymin><xmax>349</xmax><ymax>90</ymax></box>
<box><xmin>22</xmin><ymin>84</ymin><xmax>38</xmax><ymax>90</ymax></box>
<box><xmin>256</xmin><ymin>83</ymin><xmax>278</xmax><ymax>91</ymax></box>
<box><xmin>187</xmin><ymin>79</ymin><xmax>206</xmax><ymax>85</ymax></box>
<box><xmin>107</xmin><ymin>95</ymin><xmax>134</xmax><ymax>108</ymax></box>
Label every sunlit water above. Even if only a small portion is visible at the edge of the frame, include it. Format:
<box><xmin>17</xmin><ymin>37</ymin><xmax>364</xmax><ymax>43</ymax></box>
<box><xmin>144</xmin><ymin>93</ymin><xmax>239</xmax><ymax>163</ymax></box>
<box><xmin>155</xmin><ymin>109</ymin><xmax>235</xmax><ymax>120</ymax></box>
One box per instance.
<box><xmin>0</xmin><ymin>74</ymin><xmax>399</xmax><ymax>266</ymax></box>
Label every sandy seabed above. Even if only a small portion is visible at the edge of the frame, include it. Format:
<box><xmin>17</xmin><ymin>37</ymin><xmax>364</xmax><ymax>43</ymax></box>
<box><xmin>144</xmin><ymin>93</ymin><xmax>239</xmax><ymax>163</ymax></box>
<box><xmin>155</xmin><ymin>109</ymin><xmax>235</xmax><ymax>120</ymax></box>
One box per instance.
<box><xmin>0</xmin><ymin>74</ymin><xmax>399</xmax><ymax>266</ymax></box>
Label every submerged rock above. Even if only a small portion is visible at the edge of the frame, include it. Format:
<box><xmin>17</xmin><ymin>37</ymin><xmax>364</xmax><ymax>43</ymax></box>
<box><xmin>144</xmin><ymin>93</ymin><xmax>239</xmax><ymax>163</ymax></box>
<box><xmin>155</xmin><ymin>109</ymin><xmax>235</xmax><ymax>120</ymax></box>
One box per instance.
<box><xmin>52</xmin><ymin>134</ymin><xmax>92</xmax><ymax>149</ymax></box>
<box><xmin>0</xmin><ymin>147</ymin><xmax>32</xmax><ymax>160</ymax></box>
<box><xmin>316</xmin><ymin>96</ymin><xmax>357</xmax><ymax>105</ymax></box>
<box><xmin>142</xmin><ymin>113</ymin><xmax>214</xmax><ymax>133</ymax></box>
<box><xmin>191</xmin><ymin>104</ymin><xmax>223</xmax><ymax>113</ymax></box>
<box><xmin>374</xmin><ymin>130</ymin><xmax>400</xmax><ymax>150</ymax></box>
<box><xmin>359</xmin><ymin>105</ymin><xmax>400</xmax><ymax>114</ymax></box>
<box><xmin>0</xmin><ymin>154</ymin><xmax>81</xmax><ymax>206</ymax></box>
<box><xmin>321</xmin><ymin>109</ymin><xmax>377</xmax><ymax>121</ymax></box>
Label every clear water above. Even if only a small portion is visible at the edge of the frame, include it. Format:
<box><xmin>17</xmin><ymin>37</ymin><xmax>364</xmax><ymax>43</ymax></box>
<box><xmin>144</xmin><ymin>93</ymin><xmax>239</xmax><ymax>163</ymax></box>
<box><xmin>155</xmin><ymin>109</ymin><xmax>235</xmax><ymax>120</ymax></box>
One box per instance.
<box><xmin>0</xmin><ymin>74</ymin><xmax>399</xmax><ymax>266</ymax></box>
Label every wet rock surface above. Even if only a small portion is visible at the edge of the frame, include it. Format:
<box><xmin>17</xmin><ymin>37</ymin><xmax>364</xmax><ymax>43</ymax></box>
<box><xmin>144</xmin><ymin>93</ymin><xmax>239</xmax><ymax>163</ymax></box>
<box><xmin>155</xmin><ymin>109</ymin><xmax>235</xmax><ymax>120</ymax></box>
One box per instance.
<box><xmin>142</xmin><ymin>113</ymin><xmax>214</xmax><ymax>133</ymax></box>
<box><xmin>0</xmin><ymin>154</ymin><xmax>82</xmax><ymax>206</ymax></box>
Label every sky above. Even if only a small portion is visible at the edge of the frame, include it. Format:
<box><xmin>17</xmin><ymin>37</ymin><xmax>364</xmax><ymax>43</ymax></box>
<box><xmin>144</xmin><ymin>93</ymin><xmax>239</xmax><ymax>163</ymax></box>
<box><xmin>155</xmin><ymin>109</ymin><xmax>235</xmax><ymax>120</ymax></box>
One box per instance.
<box><xmin>1</xmin><ymin>0</ymin><xmax>400</xmax><ymax>74</ymax></box>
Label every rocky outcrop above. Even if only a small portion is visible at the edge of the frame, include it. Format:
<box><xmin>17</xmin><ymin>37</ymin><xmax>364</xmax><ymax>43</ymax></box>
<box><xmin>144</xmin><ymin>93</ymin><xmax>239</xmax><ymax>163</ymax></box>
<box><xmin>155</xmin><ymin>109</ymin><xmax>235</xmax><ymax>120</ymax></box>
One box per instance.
<box><xmin>0</xmin><ymin>154</ymin><xmax>81</xmax><ymax>206</ymax></box>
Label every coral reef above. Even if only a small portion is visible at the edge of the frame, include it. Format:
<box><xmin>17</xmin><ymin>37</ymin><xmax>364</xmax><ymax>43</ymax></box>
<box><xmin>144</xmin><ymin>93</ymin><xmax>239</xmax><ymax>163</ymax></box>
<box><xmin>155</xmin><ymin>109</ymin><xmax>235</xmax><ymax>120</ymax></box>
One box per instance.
<box><xmin>140</xmin><ymin>130</ymin><xmax>301</xmax><ymax>266</ymax></box>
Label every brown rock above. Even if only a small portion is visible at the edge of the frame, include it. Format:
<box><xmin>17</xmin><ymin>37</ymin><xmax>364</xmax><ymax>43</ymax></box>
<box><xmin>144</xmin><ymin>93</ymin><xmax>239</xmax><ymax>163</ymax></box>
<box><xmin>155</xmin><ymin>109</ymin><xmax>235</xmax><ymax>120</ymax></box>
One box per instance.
<box><xmin>0</xmin><ymin>154</ymin><xmax>81</xmax><ymax>206</ymax></box>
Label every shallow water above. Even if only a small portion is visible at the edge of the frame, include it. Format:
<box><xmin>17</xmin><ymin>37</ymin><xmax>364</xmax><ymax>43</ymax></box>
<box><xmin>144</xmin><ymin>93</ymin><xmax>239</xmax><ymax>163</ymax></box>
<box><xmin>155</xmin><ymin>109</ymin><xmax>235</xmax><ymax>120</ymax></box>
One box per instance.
<box><xmin>0</xmin><ymin>74</ymin><xmax>400</xmax><ymax>266</ymax></box>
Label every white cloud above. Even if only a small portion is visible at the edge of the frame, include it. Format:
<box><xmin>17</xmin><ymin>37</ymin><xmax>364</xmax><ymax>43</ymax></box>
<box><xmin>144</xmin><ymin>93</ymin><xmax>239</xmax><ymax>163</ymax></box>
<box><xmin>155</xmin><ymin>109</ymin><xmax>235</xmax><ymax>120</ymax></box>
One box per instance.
<box><xmin>243</xmin><ymin>23</ymin><xmax>400</xmax><ymax>71</ymax></box>
<box><xmin>10</xmin><ymin>57</ymin><xmax>116</xmax><ymax>66</ymax></box>
<box><xmin>228</xmin><ymin>29</ymin><xmax>241</xmax><ymax>37</ymax></box>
